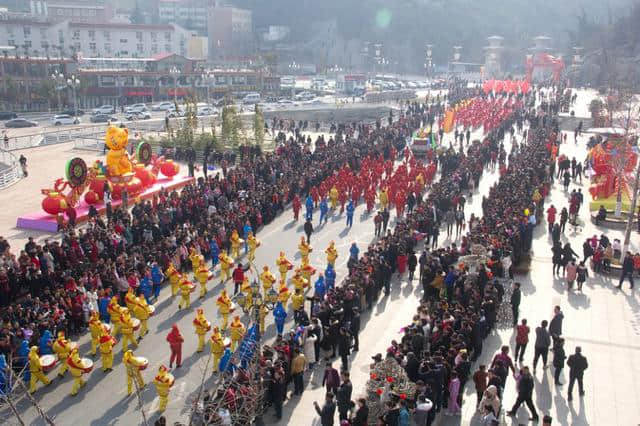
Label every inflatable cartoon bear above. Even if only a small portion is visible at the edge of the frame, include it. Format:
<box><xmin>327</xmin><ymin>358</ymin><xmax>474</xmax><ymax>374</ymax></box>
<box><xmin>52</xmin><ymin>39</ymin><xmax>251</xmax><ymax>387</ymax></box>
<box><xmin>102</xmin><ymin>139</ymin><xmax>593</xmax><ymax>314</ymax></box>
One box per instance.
<box><xmin>105</xmin><ymin>126</ymin><xmax>133</xmax><ymax>177</ymax></box>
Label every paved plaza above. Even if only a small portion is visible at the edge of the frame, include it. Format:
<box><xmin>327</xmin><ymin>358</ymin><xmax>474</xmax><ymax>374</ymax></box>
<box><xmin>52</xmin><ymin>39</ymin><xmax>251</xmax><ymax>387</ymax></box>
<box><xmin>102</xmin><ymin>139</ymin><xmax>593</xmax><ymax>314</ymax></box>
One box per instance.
<box><xmin>0</xmin><ymin>89</ymin><xmax>638</xmax><ymax>425</ymax></box>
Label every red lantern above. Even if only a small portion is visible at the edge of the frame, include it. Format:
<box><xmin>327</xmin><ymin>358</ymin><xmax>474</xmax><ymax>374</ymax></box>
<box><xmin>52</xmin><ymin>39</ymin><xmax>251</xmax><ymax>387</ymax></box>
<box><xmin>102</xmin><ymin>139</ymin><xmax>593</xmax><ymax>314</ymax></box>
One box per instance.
<box><xmin>376</xmin><ymin>388</ymin><xmax>383</xmax><ymax>396</ymax></box>
<box><xmin>400</xmin><ymin>393</ymin><xmax>407</xmax><ymax>400</ymax></box>
<box><xmin>42</xmin><ymin>192</ymin><xmax>68</xmax><ymax>215</ymax></box>
<box><xmin>84</xmin><ymin>190</ymin><xmax>99</xmax><ymax>205</ymax></box>
<box><xmin>370</xmin><ymin>373</ymin><xmax>378</xmax><ymax>380</ymax></box>
<box><xmin>135</xmin><ymin>164</ymin><xmax>153</xmax><ymax>188</ymax></box>
<box><xmin>386</xmin><ymin>376</ymin><xmax>394</xmax><ymax>383</ymax></box>
<box><xmin>160</xmin><ymin>160</ymin><xmax>179</xmax><ymax>178</ymax></box>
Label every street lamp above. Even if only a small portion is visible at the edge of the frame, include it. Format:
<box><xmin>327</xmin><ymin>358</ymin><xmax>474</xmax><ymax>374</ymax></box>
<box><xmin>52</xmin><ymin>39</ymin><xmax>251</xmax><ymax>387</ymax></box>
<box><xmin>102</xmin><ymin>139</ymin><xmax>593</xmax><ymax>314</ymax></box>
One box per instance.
<box><xmin>51</xmin><ymin>70</ymin><xmax>65</xmax><ymax>111</ymax></box>
<box><xmin>201</xmin><ymin>71</ymin><xmax>213</xmax><ymax>105</ymax></box>
<box><xmin>66</xmin><ymin>75</ymin><xmax>80</xmax><ymax>118</ymax></box>
<box><xmin>169</xmin><ymin>66</ymin><xmax>180</xmax><ymax>104</ymax></box>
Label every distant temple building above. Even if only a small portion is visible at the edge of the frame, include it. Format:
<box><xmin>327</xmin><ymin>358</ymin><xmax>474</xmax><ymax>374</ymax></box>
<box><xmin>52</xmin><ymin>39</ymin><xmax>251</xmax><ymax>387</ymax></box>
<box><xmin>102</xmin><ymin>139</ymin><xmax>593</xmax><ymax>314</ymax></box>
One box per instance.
<box><xmin>483</xmin><ymin>36</ymin><xmax>503</xmax><ymax>79</ymax></box>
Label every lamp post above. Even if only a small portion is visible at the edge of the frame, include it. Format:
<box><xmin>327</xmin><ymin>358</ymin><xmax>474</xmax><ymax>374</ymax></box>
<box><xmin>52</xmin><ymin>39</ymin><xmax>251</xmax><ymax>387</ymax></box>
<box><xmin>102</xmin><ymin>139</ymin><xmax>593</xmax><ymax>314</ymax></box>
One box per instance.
<box><xmin>169</xmin><ymin>66</ymin><xmax>180</xmax><ymax>104</ymax></box>
<box><xmin>234</xmin><ymin>267</ymin><xmax>278</xmax><ymax>425</ymax></box>
<box><xmin>51</xmin><ymin>70</ymin><xmax>65</xmax><ymax>111</ymax></box>
<box><xmin>425</xmin><ymin>43</ymin><xmax>433</xmax><ymax>78</ymax></box>
<box><xmin>66</xmin><ymin>75</ymin><xmax>80</xmax><ymax>118</ymax></box>
<box><xmin>201</xmin><ymin>71</ymin><xmax>213</xmax><ymax>105</ymax></box>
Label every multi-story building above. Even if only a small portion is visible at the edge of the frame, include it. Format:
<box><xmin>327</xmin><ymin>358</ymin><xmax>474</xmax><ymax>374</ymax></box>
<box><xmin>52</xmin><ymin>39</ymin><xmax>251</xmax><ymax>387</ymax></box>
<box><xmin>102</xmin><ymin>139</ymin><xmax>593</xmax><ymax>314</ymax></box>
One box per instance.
<box><xmin>29</xmin><ymin>0</ymin><xmax>114</xmax><ymax>24</ymax></box>
<box><xmin>207</xmin><ymin>0</ymin><xmax>252</xmax><ymax>60</ymax></box>
<box><xmin>157</xmin><ymin>0</ymin><xmax>209</xmax><ymax>33</ymax></box>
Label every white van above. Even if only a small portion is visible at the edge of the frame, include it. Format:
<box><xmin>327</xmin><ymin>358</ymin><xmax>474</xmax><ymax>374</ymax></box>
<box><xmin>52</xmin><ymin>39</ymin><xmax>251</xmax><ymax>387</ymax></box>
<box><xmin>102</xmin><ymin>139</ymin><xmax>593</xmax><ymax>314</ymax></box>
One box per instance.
<box><xmin>242</xmin><ymin>93</ymin><xmax>261</xmax><ymax>104</ymax></box>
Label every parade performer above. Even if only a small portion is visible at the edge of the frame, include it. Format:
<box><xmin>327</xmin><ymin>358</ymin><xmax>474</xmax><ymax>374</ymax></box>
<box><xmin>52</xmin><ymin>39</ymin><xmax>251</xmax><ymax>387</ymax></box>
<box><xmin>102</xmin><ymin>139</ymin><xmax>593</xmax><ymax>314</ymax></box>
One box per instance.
<box><xmin>66</xmin><ymin>347</ymin><xmax>88</xmax><ymax>396</ymax></box>
<box><xmin>325</xmin><ymin>264</ymin><xmax>336</xmax><ymax>291</ymax></box>
<box><xmin>151</xmin><ymin>262</ymin><xmax>164</xmax><ymax>301</ymax></box>
<box><xmin>107</xmin><ymin>296</ymin><xmax>123</xmax><ymax>335</ymax></box>
<box><xmin>230</xmin><ymin>230</ymin><xmax>242</xmax><ymax>259</ymax></box>
<box><xmin>329</xmin><ymin>185</ymin><xmax>339</xmax><ymax>209</ymax></box>
<box><xmin>292</xmin><ymin>269</ymin><xmax>309</xmax><ymax>292</ymax></box>
<box><xmin>242</xmin><ymin>221</ymin><xmax>252</xmax><ymax>255</ymax></box>
<box><xmin>219</xmin><ymin>252</ymin><xmax>234</xmax><ymax>282</ymax></box>
<box><xmin>124</xmin><ymin>287</ymin><xmax>138</xmax><ymax>311</ymax></box>
<box><xmin>260</xmin><ymin>266</ymin><xmax>276</xmax><ymax>293</ymax></box>
<box><xmin>0</xmin><ymin>354</ymin><xmax>8</xmax><ymax>394</ymax></box>
<box><xmin>305</xmin><ymin>194</ymin><xmax>314</xmax><ymax>220</ymax></box>
<box><xmin>300</xmin><ymin>258</ymin><xmax>316</xmax><ymax>283</ymax></box>
<box><xmin>365</xmin><ymin>188</ymin><xmax>376</xmax><ymax>213</ymax></box>
<box><xmin>166</xmin><ymin>263</ymin><xmax>181</xmax><ymax>297</ymax></box>
<box><xmin>292</xmin><ymin>288</ymin><xmax>305</xmax><ymax>311</ymax></box>
<box><xmin>28</xmin><ymin>346</ymin><xmax>51</xmax><ymax>393</ymax></box>
<box><xmin>153</xmin><ymin>365</ymin><xmax>174</xmax><ymax>412</ymax></box>
<box><xmin>241</xmin><ymin>277</ymin><xmax>254</xmax><ymax>310</ymax></box>
<box><xmin>310</xmin><ymin>186</ymin><xmax>319</xmax><ymax>208</ymax></box>
<box><xmin>273</xmin><ymin>301</ymin><xmax>287</xmax><ymax>336</ymax></box>
<box><xmin>178</xmin><ymin>276</ymin><xmax>194</xmax><ymax>309</ymax></box>
<box><xmin>88</xmin><ymin>311</ymin><xmax>103</xmax><ymax>355</ymax></box>
<box><xmin>193</xmin><ymin>309</ymin><xmax>211</xmax><ymax>352</ymax></box>
<box><xmin>339</xmin><ymin>188</ymin><xmax>348</xmax><ymax>213</ymax></box>
<box><xmin>166</xmin><ymin>324</ymin><xmax>183</xmax><ymax>368</ymax></box>
<box><xmin>195</xmin><ymin>262</ymin><xmax>212</xmax><ymax>299</ymax></box>
<box><xmin>346</xmin><ymin>200</ymin><xmax>355</xmax><ymax>227</ymax></box>
<box><xmin>133</xmin><ymin>296</ymin><xmax>153</xmax><ymax>338</ymax></box>
<box><xmin>379</xmin><ymin>187</ymin><xmax>389</xmax><ymax>210</ymax></box>
<box><xmin>39</xmin><ymin>329</ymin><xmax>53</xmax><ymax>355</ymax></box>
<box><xmin>123</xmin><ymin>350</ymin><xmax>146</xmax><ymax>396</ymax></box>
<box><xmin>209</xmin><ymin>238</ymin><xmax>220</xmax><ymax>269</ymax></box>
<box><xmin>298</xmin><ymin>236</ymin><xmax>312</xmax><ymax>264</ymax></box>
<box><xmin>52</xmin><ymin>330</ymin><xmax>72</xmax><ymax>377</ymax></box>
<box><xmin>229</xmin><ymin>316</ymin><xmax>245</xmax><ymax>351</ymax></box>
<box><xmin>210</xmin><ymin>327</ymin><xmax>225</xmax><ymax>371</ymax></box>
<box><xmin>319</xmin><ymin>197</ymin><xmax>329</xmax><ymax>225</ymax></box>
<box><xmin>247</xmin><ymin>231</ymin><xmax>260</xmax><ymax>264</ymax></box>
<box><xmin>120</xmin><ymin>308</ymin><xmax>138</xmax><ymax>351</ymax></box>
<box><xmin>325</xmin><ymin>241</ymin><xmax>338</xmax><ymax>267</ymax></box>
<box><xmin>189</xmin><ymin>247</ymin><xmax>201</xmax><ymax>271</ymax></box>
<box><xmin>314</xmin><ymin>273</ymin><xmax>326</xmax><ymax>300</ymax></box>
<box><xmin>99</xmin><ymin>327</ymin><xmax>116</xmax><ymax>371</ymax></box>
<box><xmin>292</xmin><ymin>194</ymin><xmax>302</xmax><ymax>221</ymax></box>
<box><xmin>278</xmin><ymin>279</ymin><xmax>291</xmax><ymax>310</ymax></box>
<box><xmin>276</xmin><ymin>251</ymin><xmax>293</xmax><ymax>281</ymax></box>
<box><xmin>216</xmin><ymin>289</ymin><xmax>232</xmax><ymax>330</ymax></box>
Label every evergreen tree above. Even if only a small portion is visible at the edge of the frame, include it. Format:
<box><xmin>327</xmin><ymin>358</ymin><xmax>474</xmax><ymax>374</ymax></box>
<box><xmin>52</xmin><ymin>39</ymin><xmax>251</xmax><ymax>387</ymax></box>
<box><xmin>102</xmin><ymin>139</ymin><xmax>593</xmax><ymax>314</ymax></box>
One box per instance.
<box><xmin>253</xmin><ymin>104</ymin><xmax>265</xmax><ymax>146</ymax></box>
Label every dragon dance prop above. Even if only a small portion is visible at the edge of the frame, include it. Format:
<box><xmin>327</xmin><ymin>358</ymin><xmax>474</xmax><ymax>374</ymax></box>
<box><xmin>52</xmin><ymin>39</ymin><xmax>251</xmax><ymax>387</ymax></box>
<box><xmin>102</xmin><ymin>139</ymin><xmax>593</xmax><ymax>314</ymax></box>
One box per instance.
<box><xmin>588</xmin><ymin>139</ymin><xmax>638</xmax><ymax>211</ymax></box>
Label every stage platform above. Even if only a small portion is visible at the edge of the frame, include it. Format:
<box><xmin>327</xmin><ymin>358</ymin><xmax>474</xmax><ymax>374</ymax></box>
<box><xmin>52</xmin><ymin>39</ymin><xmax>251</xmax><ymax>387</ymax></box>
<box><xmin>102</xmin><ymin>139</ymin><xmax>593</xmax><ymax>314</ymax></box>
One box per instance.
<box><xmin>17</xmin><ymin>175</ymin><xmax>194</xmax><ymax>232</ymax></box>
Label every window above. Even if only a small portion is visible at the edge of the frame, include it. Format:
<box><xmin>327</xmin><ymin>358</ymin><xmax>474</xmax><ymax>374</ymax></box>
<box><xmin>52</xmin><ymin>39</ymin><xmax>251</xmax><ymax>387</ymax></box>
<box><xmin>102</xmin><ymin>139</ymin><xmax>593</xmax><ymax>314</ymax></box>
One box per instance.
<box><xmin>137</xmin><ymin>43</ymin><xmax>143</xmax><ymax>53</ymax></box>
<box><xmin>72</xmin><ymin>30</ymin><xmax>80</xmax><ymax>40</ymax></box>
<box><xmin>100</xmin><ymin>76</ymin><xmax>116</xmax><ymax>86</ymax></box>
<box><xmin>57</xmin><ymin>9</ymin><xmax>63</xmax><ymax>15</ymax></box>
<box><xmin>164</xmin><ymin>32</ymin><xmax>171</xmax><ymax>41</ymax></box>
<box><xmin>136</xmin><ymin>32</ymin><xmax>142</xmax><ymax>41</ymax></box>
<box><xmin>23</xmin><ymin>27</ymin><xmax>31</xmax><ymax>37</ymax></box>
<box><xmin>7</xmin><ymin>40</ymin><xmax>15</xmax><ymax>47</ymax></box>
<box><xmin>120</xmin><ymin>38</ymin><xmax>128</xmax><ymax>43</ymax></box>
<box><xmin>74</xmin><ymin>42</ymin><xmax>80</xmax><ymax>51</ymax></box>
<box><xmin>89</xmin><ymin>42</ymin><xmax>96</xmax><ymax>51</ymax></box>
<box><xmin>103</xmin><ymin>31</ymin><xmax>110</xmax><ymax>40</ymax></box>
<box><xmin>151</xmin><ymin>32</ymin><xmax>157</xmax><ymax>42</ymax></box>
<box><xmin>151</xmin><ymin>44</ymin><xmax>158</xmax><ymax>54</ymax></box>
<box><xmin>41</xmin><ymin>41</ymin><xmax>49</xmax><ymax>49</ymax></box>
<box><xmin>104</xmin><ymin>43</ymin><xmax>111</xmax><ymax>53</ymax></box>
<box><xmin>58</xmin><ymin>30</ymin><xmax>64</xmax><ymax>43</ymax></box>
<box><xmin>7</xmin><ymin>27</ymin><xmax>13</xmax><ymax>36</ymax></box>
<box><xmin>165</xmin><ymin>44</ymin><xmax>171</xmax><ymax>52</ymax></box>
<box><xmin>88</xmin><ymin>30</ymin><xmax>95</xmax><ymax>40</ymax></box>
<box><xmin>24</xmin><ymin>41</ymin><xmax>32</xmax><ymax>48</ymax></box>
<box><xmin>40</xmin><ymin>28</ymin><xmax>47</xmax><ymax>39</ymax></box>
<box><xmin>215</xmin><ymin>75</ymin><xmax>227</xmax><ymax>85</ymax></box>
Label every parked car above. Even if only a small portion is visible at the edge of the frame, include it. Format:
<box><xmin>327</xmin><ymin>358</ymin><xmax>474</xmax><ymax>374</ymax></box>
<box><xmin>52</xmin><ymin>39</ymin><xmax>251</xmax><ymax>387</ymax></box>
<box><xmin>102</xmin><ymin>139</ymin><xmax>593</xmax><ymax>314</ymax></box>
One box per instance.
<box><xmin>276</xmin><ymin>99</ymin><xmax>295</xmax><ymax>107</ymax></box>
<box><xmin>90</xmin><ymin>114</ymin><xmax>118</xmax><ymax>123</ymax></box>
<box><xmin>151</xmin><ymin>101</ymin><xmax>174</xmax><ymax>111</ymax></box>
<box><xmin>242</xmin><ymin>93</ymin><xmax>261</xmax><ymax>104</ymax></box>
<box><xmin>125</xmin><ymin>103</ymin><xmax>148</xmax><ymax>114</ymax></box>
<box><xmin>92</xmin><ymin>105</ymin><xmax>115</xmax><ymax>114</ymax></box>
<box><xmin>5</xmin><ymin>118</ymin><xmax>37</xmax><ymax>128</ymax></box>
<box><xmin>51</xmin><ymin>114</ymin><xmax>80</xmax><ymax>126</ymax></box>
<box><xmin>0</xmin><ymin>111</ymin><xmax>18</xmax><ymax>121</ymax></box>
<box><xmin>197</xmin><ymin>106</ymin><xmax>218</xmax><ymax>116</ymax></box>
<box><xmin>60</xmin><ymin>108</ymin><xmax>85</xmax><ymax>116</ymax></box>
<box><xmin>295</xmin><ymin>91</ymin><xmax>314</xmax><ymax>101</ymax></box>
<box><xmin>125</xmin><ymin>111</ymin><xmax>151</xmax><ymax>121</ymax></box>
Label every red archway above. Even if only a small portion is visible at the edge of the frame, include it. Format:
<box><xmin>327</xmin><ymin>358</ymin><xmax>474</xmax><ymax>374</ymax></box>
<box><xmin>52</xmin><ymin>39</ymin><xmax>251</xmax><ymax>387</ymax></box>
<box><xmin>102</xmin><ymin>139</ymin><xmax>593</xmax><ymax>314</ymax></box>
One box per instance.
<box><xmin>526</xmin><ymin>53</ymin><xmax>564</xmax><ymax>82</ymax></box>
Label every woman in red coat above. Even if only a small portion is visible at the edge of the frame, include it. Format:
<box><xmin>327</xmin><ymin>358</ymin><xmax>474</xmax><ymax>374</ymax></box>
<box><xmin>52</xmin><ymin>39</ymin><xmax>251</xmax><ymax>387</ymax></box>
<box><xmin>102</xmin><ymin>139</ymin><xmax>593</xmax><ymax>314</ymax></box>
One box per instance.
<box><xmin>396</xmin><ymin>249</ymin><xmax>408</xmax><ymax>276</ymax></box>
<box><xmin>166</xmin><ymin>324</ymin><xmax>184</xmax><ymax>368</ymax></box>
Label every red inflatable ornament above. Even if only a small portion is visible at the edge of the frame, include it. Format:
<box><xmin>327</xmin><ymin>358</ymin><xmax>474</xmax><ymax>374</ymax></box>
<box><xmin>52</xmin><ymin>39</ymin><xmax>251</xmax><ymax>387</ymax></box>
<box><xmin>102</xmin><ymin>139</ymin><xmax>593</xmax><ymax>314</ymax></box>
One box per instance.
<box><xmin>134</xmin><ymin>164</ymin><xmax>153</xmax><ymax>188</ymax></box>
<box><xmin>370</xmin><ymin>373</ymin><xmax>378</xmax><ymax>380</ymax></box>
<box><xmin>84</xmin><ymin>190</ymin><xmax>99</xmax><ymax>205</ymax></box>
<box><xmin>160</xmin><ymin>160</ymin><xmax>179</xmax><ymax>178</ymax></box>
<box><xmin>42</xmin><ymin>192</ymin><xmax>67</xmax><ymax>215</ymax></box>
<box><xmin>376</xmin><ymin>388</ymin><xmax>383</xmax><ymax>396</ymax></box>
<box><xmin>89</xmin><ymin>175</ymin><xmax>108</xmax><ymax>200</ymax></box>
<box><xmin>400</xmin><ymin>393</ymin><xmax>407</xmax><ymax>400</ymax></box>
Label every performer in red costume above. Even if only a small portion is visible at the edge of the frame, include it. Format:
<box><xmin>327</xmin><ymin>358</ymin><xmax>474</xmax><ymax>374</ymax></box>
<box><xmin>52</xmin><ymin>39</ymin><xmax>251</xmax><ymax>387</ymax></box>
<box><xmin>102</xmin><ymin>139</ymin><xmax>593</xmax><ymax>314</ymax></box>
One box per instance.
<box><xmin>166</xmin><ymin>324</ymin><xmax>184</xmax><ymax>368</ymax></box>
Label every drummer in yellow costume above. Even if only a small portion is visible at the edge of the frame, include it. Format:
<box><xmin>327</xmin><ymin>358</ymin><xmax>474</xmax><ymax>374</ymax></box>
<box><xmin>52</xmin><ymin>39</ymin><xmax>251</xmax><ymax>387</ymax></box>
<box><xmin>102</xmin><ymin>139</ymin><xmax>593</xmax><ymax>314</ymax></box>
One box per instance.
<box><xmin>216</xmin><ymin>289</ymin><xmax>232</xmax><ymax>330</ymax></box>
<box><xmin>219</xmin><ymin>252</ymin><xmax>234</xmax><ymax>282</ymax></box>
<box><xmin>193</xmin><ymin>309</ymin><xmax>211</xmax><ymax>352</ymax></box>
<box><xmin>260</xmin><ymin>266</ymin><xmax>276</xmax><ymax>293</ymax></box>
<box><xmin>178</xmin><ymin>276</ymin><xmax>194</xmax><ymax>309</ymax></box>
<box><xmin>189</xmin><ymin>248</ymin><xmax>201</xmax><ymax>270</ymax></box>
<box><xmin>325</xmin><ymin>241</ymin><xmax>338</xmax><ymax>266</ymax></box>
<box><xmin>153</xmin><ymin>365</ymin><xmax>174</xmax><ymax>412</ymax></box>
<box><xmin>123</xmin><ymin>349</ymin><xmax>146</xmax><ymax>396</ymax></box>
<box><xmin>195</xmin><ymin>262</ymin><xmax>212</xmax><ymax>299</ymax></box>
<box><xmin>277</xmin><ymin>280</ymin><xmax>291</xmax><ymax>309</ymax></box>
<box><xmin>28</xmin><ymin>346</ymin><xmax>51</xmax><ymax>393</ymax></box>
<box><xmin>99</xmin><ymin>326</ymin><xmax>117</xmax><ymax>371</ymax></box>
<box><xmin>379</xmin><ymin>187</ymin><xmax>389</xmax><ymax>209</ymax></box>
<box><xmin>210</xmin><ymin>327</ymin><xmax>225</xmax><ymax>371</ymax></box>
<box><xmin>298</xmin><ymin>237</ymin><xmax>312</xmax><ymax>264</ymax></box>
<box><xmin>52</xmin><ymin>330</ymin><xmax>72</xmax><ymax>377</ymax></box>
<box><xmin>107</xmin><ymin>296</ymin><xmax>123</xmax><ymax>335</ymax></box>
<box><xmin>240</xmin><ymin>277</ymin><xmax>254</xmax><ymax>310</ymax></box>
<box><xmin>66</xmin><ymin>347</ymin><xmax>88</xmax><ymax>396</ymax></box>
<box><xmin>276</xmin><ymin>251</ymin><xmax>293</xmax><ymax>281</ymax></box>
<box><xmin>120</xmin><ymin>308</ymin><xmax>138</xmax><ymax>351</ymax></box>
<box><xmin>329</xmin><ymin>185</ymin><xmax>339</xmax><ymax>209</ymax></box>
<box><xmin>292</xmin><ymin>269</ymin><xmax>309</xmax><ymax>292</ymax></box>
<box><xmin>229</xmin><ymin>316</ymin><xmax>245</xmax><ymax>351</ymax></box>
<box><xmin>292</xmin><ymin>288</ymin><xmax>305</xmax><ymax>311</ymax></box>
<box><xmin>230</xmin><ymin>230</ymin><xmax>242</xmax><ymax>259</ymax></box>
<box><xmin>124</xmin><ymin>287</ymin><xmax>138</xmax><ymax>311</ymax></box>
<box><xmin>166</xmin><ymin>263</ymin><xmax>181</xmax><ymax>297</ymax></box>
<box><xmin>88</xmin><ymin>311</ymin><xmax>104</xmax><ymax>355</ymax></box>
<box><xmin>133</xmin><ymin>296</ymin><xmax>153</xmax><ymax>338</ymax></box>
<box><xmin>300</xmin><ymin>258</ymin><xmax>316</xmax><ymax>283</ymax></box>
<box><xmin>247</xmin><ymin>232</ymin><xmax>259</xmax><ymax>264</ymax></box>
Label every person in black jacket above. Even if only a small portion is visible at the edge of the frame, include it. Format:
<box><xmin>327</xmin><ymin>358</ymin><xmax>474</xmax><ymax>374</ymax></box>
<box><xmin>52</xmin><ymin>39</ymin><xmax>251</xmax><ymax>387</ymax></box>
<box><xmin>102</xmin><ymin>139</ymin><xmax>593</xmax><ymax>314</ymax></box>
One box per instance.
<box><xmin>533</xmin><ymin>320</ymin><xmax>551</xmax><ymax>371</ymax></box>
<box><xmin>506</xmin><ymin>366</ymin><xmax>539</xmax><ymax>421</ymax></box>
<box><xmin>617</xmin><ymin>251</ymin><xmax>635</xmax><ymax>289</ymax></box>
<box><xmin>552</xmin><ymin>338</ymin><xmax>566</xmax><ymax>385</ymax></box>
<box><xmin>549</xmin><ymin>305</ymin><xmax>564</xmax><ymax>345</ymax></box>
<box><xmin>567</xmin><ymin>346</ymin><xmax>588</xmax><ymax>401</ymax></box>
<box><xmin>337</xmin><ymin>371</ymin><xmax>353</xmax><ymax>421</ymax></box>
<box><xmin>351</xmin><ymin>398</ymin><xmax>369</xmax><ymax>426</ymax></box>
<box><xmin>338</xmin><ymin>327</ymin><xmax>352</xmax><ymax>371</ymax></box>
<box><xmin>510</xmin><ymin>282</ymin><xmax>521</xmax><ymax>326</ymax></box>
<box><xmin>349</xmin><ymin>307</ymin><xmax>360</xmax><ymax>352</ymax></box>
<box><xmin>314</xmin><ymin>392</ymin><xmax>337</xmax><ymax>426</ymax></box>
<box><xmin>304</xmin><ymin>219</ymin><xmax>314</xmax><ymax>244</ymax></box>
<box><xmin>271</xmin><ymin>369</ymin><xmax>286</xmax><ymax>420</ymax></box>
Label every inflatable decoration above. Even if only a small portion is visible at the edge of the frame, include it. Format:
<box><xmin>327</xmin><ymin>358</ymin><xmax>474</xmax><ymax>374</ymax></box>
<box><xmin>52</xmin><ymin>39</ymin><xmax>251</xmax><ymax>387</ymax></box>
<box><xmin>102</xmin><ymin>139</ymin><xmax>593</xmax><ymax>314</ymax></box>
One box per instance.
<box><xmin>40</xmin><ymin>126</ymin><xmax>180</xmax><ymax>216</ymax></box>
<box><xmin>588</xmin><ymin>139</ymin><xmax>638</xmax><ymax>202</ymax></box>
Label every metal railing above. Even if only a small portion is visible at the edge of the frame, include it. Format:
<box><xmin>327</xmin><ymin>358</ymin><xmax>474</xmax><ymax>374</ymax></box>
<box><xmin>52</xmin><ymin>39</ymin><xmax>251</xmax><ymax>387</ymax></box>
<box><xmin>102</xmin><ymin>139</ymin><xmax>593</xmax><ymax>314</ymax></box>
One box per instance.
<box><xmin>0</xmin><ymin>149</ymin><xmax>23</xmax><ymax>189</ymax></box>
